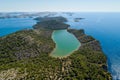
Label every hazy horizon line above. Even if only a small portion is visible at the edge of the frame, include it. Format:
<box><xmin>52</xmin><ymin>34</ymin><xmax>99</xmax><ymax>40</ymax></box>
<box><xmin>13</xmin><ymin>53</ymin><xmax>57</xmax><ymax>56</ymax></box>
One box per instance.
<box><xmin>0</xmin><ymin>11</ymin><xmax>120</xmax><ymax>13</ymax></box>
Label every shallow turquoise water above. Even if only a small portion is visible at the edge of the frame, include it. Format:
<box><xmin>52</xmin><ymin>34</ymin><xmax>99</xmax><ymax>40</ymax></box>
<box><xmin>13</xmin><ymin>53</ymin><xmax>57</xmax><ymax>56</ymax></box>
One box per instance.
<box><xmin>51</xmin><ymin>30</ymin><xmax>80</xmax><ymax>57</ymax></box>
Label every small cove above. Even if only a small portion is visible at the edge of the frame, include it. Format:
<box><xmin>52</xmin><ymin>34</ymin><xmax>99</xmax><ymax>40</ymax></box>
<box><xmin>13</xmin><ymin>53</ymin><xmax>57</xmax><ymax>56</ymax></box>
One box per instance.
<box><xmin>51</xmin><ymin>30</ymin><xmax>81</xmax><ymax>58</ymax></box>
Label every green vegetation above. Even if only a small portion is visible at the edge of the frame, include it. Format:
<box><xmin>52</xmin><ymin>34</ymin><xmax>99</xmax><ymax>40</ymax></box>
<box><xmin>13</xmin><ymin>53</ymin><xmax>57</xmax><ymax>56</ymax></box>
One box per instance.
<box><xmin>0</xmin><ymin>19</ymin><xmax>111</xmax><ymax>79</ymax></box>
<box><xmin>34</xmin><ymin>16</ymin><xmax>68</xmax><ymax>22</ymax></box>
<box><xmin>0</xmin><ymin>29</ymin><xmax>55</xmax><ymax>65</ymax></box>
<box><xmin>33</xmin><ymin>20</ymin><xmax>70</xmax><ymax>30</ymax></box>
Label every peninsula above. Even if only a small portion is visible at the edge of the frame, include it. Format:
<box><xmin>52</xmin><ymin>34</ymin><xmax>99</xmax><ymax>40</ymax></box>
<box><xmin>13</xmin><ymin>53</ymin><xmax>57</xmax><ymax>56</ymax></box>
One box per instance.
<box><xmin>0</xmin><ymin>16</ymin><xmax>111</xmax><ymax>80</ymax></box>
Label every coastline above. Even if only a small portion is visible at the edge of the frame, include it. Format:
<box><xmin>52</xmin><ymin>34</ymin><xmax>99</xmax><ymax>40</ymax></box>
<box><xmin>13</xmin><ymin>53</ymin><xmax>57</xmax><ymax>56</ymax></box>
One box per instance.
<box><xmin>0</xmin><ymin>16</ymin><xmax>112</xmax><ymax>79</ymax></box>
<box><xmin>67</xmin><ymin>29</ymin><xmax>112</xmax><ymax>79</ymax></box>
<box><xmin>50</xmin><ymin>28</ymin><xmax>112</xmax><ymax>79</ymax></box>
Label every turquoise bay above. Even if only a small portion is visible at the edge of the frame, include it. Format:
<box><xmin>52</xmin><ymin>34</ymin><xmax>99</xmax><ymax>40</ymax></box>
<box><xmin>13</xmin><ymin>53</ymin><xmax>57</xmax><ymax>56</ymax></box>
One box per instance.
<box><xmin>51</xmin><ymin>30</ymin><xmax>80</xmax><ymax>58</ymax></box>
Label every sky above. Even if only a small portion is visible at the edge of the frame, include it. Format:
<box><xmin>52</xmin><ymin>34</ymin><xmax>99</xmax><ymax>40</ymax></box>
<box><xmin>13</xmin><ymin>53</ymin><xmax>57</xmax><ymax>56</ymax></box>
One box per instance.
<box><xmin>0</xmin><ymin>0</ymin><xmax>120</xmax><ymax>12</ymax></box>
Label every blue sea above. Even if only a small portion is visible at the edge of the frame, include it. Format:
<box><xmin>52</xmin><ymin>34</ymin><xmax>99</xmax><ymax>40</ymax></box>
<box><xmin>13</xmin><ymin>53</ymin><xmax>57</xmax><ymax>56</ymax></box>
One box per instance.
<box><xmin>0</xmin><ymin>12</ymin><xmax>120</xmax><ymax>80</ymax></box>
<box><xmin>0</xmin><ymin>18</ymin><xmax>36</xmax><ymax>37</ymax></box>
<box><xmin>62</xmin><ymin>12</ymin><xmax>120</xmax><ymax>80</ymax></box>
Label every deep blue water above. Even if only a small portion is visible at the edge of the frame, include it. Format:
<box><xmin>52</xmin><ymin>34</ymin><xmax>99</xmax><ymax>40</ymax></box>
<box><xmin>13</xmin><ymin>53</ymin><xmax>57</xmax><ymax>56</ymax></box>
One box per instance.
<box><xmin>61</xmin><ymin>12</ymin><xmax>120</xmax><ymax>80</ymax></box>
<box><xmin>0</xmin><ymin>13</ymin><xmax>120</xmax><ymax>79</ymax></box>
<box><xmin>0</xmin><ymin>18</ymin><xmax>36</xmax><ymax>37</ymax></box>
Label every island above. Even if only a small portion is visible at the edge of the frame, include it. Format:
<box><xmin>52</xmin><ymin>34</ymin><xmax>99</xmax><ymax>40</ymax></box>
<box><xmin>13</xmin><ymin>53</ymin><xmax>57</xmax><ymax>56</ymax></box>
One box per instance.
<box><xmin>0</xmin><ymin>17</ymin><xmax>111</xmax><ymax>80</ymax></box>
<box><xmin>74</xmin><ymin>18</ymin><xmax>85</xmax><ymax>22</ymax></box>
<box><xmin>0</xmin><ymin>12</ymin><xmax>57</xmax><ymax>19</ymax></box>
